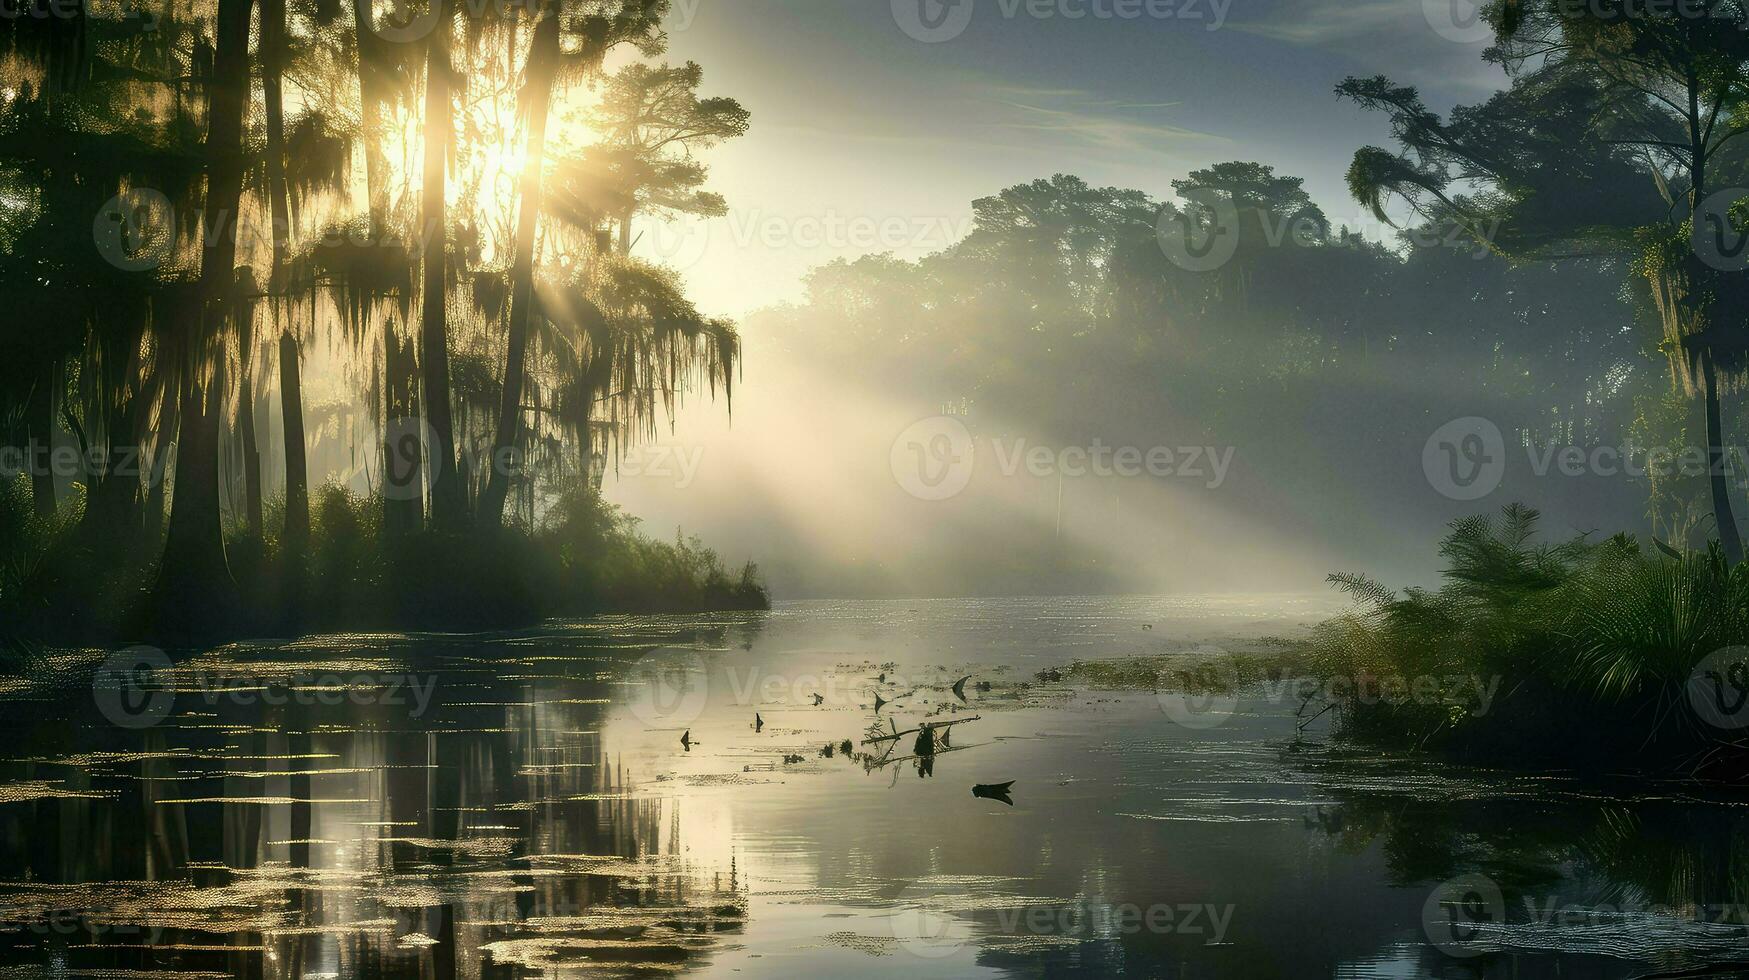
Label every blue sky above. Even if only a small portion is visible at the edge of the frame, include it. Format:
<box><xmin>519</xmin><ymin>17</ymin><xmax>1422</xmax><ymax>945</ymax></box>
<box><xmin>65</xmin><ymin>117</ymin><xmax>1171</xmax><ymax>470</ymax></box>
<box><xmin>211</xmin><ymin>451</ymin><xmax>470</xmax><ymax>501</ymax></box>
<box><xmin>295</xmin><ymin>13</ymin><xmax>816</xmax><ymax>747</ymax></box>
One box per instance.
<box><xmin>645</xmin><ymin>0</ymin><xmax>1509</xmax><ymax>315</ymax></box>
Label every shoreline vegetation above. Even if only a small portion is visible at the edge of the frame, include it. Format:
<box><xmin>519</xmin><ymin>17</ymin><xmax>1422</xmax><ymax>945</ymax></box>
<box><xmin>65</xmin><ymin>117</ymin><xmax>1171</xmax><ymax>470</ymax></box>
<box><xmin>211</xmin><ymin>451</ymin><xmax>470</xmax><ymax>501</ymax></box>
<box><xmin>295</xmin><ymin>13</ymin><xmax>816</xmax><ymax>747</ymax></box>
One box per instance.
<box><xmin>1</xmin><ymin>0</ymin><xmax>758</xmax><ymax>654</ymax></box>
<box><xmin>1067</xmin><ymin>505</ymin><xmax>1749</xmax><ymax>779</ymax></box>
<box><xmin>0</xmin><ymin>477</ymin><xmax>768</xmax><ymax>653</ymax></box>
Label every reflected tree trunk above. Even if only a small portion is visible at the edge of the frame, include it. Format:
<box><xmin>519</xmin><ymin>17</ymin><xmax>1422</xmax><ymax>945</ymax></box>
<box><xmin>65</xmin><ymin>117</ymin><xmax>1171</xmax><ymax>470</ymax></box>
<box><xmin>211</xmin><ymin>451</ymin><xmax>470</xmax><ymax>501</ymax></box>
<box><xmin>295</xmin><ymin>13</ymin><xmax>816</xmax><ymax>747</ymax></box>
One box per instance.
<box><xmin>1701</xmin><ymin>349</ymin><xmax>1743</xmax><ymax>563</ymax></box>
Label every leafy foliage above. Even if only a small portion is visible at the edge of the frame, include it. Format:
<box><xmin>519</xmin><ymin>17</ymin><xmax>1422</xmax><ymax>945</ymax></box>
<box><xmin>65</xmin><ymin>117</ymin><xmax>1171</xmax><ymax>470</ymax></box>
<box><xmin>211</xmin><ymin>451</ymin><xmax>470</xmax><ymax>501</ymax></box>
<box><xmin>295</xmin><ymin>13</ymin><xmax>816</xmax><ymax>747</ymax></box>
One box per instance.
<box><xmin>1308</xmin><ymin>505</ymin><xmax>1749</xmax><ymax>768</ymax></box>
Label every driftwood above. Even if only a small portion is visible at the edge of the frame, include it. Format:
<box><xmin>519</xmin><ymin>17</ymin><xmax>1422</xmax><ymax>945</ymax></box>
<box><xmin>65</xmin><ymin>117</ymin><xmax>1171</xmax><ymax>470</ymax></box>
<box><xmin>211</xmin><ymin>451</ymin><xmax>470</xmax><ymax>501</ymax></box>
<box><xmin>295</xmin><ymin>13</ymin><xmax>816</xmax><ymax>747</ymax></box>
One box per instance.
<box><xmin>869</xmin><ymin>744</ymin><xmax>979</xmax><ymax>768</ymax></box>
<box><xmin>859</xmin><ymin>715</ymin><xmax>981</xmax><ymax>746</ymax></box>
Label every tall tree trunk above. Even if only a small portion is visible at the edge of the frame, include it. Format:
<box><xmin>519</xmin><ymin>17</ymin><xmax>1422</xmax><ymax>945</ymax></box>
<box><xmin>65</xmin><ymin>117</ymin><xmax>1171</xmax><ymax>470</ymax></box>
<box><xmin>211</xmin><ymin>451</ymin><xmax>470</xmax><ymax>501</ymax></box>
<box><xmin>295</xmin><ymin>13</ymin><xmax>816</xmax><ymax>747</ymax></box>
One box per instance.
<box><xmin>157</xmin><ymin>0</ymin><xmax>252</xmax><ymax>632</ymax></box>
<box><xmin>263</xmin><ymin>0</ymin><xmax>291</xmax><ymax>269</ymax></box>
<box><xmin>144</xmin><ymin>405</ymin><xmax>171</xmax><ymax>545</ymax></box>
<box><xmin>478</xmin><ymin>10</ymin><xmax>558</xmax><ymax>528</ymax></box>
<box><xmin>262</xmin><ymin>0</ymin><xmax>309</xmax><ymax>566</ymax></box>
<box><xmin>352</xmin><ymin>0</ymin><xmax>425</xmax><ymax>532</ymax></box>
<box><xmin>279</xmin><ymin>330</ymin><xmax>310</xmax><ymax>554</ymax></box>
<box><xmin>238</xmin><ymin>321</ymin><xmax>264</xmax><ymax>534</ymax></box>
<box><xmin>160</xmin><ymin>368</ymin><xmax>232</xmax><ymax>622</ymax></box>
<box><xmin>26</xmin><ymin>365</ymin><xmax>56</xmax><ymax>518</ymax></box>
<box><xmin>420</xmin><ymin>3</ymin><xmax>465</xmax><ymax>530</ymax></box>
<box><xmin>1701</xmin><ymin>349</ymin><xmax>1744</xmax><ymax>563</ymax></box>
<box><xmin>82</xmin><ymin>334</ymin><xmax>146</xmax><ymax>541</ymax></box>
<box><xmin>383</xmin><ymin>328</ymin><xmax>424</xmax><ymax>534</ymax></box>
<box><xmin>618</xmin><ymin>206</ymin><xmax>633</xmax><ymax>254</ymax></box>
<box><xmin>352</xmin><ymin>0</ymin><xmax>390</xmax><ymax>237</ymax></box>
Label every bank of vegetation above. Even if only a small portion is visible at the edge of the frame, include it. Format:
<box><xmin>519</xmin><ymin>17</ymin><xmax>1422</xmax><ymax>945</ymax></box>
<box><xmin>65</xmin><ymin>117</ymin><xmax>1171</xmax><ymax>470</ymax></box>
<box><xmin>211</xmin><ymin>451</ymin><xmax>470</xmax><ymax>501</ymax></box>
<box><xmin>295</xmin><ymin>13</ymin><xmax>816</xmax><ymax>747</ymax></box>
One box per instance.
<box><xmin>0</xmin><ymin>0</ymin><xmax>763</xmax><ymax>646</ymax></box>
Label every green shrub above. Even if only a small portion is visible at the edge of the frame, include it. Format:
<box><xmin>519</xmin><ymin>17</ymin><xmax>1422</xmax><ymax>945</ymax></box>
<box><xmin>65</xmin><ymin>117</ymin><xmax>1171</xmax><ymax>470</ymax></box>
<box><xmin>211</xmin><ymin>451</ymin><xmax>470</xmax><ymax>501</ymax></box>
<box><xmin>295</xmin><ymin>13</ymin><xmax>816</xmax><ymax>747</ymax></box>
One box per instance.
<box><xmin>1311</xmin><ymin>504</ymin><xmax>1749</xmax><ymax>768</ymax></box>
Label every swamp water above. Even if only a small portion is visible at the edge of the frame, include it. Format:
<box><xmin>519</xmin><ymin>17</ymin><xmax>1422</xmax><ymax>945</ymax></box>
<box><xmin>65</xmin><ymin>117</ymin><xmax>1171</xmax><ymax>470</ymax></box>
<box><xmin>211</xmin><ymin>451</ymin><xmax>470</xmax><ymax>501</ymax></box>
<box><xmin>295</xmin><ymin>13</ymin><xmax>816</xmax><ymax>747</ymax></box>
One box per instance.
<box><xmin>0</xmin><ymin>596</ymin><xmax>1745</xmax><ymax>978</ymax></box>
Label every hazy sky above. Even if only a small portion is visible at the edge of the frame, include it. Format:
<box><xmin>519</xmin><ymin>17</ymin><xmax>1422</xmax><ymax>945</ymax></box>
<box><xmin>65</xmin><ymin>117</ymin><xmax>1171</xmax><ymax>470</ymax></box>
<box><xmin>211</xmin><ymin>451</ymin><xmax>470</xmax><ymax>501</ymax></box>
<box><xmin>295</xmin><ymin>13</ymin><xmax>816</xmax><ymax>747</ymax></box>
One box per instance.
<box><xmin>597</xmin><ymin>1</ymin><xmax>1517</xmax><ymax>596</ymax></box>
<box><xmin>645</xmin><ymin>0</ymin><xmax>1506</xmax><ymax>317</ymax></box>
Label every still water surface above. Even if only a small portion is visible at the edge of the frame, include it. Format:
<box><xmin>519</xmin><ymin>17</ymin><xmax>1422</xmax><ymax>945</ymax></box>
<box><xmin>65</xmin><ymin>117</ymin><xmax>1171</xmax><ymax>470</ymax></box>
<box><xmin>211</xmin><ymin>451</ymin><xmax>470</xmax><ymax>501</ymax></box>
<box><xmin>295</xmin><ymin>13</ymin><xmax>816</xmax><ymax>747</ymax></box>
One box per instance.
<box><xmin>0</xmin><ymin>596</ymin><xmax>1746</xmax><ymax>978</ymax></box>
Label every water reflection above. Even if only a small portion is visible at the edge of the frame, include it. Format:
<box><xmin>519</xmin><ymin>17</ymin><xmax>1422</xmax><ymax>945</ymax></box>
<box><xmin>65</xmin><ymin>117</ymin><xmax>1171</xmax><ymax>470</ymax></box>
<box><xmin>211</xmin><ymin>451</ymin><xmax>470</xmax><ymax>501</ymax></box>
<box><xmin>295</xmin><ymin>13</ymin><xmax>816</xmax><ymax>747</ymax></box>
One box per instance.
<box><xmin>0</xmin><ymin>617</ymin><xmax>764</xmax><ymax>978</ymax></box>
<box><xmin>0</xmin><ymin>598</ymin><xmax>1744</xmax><ymax>978</ymax></box>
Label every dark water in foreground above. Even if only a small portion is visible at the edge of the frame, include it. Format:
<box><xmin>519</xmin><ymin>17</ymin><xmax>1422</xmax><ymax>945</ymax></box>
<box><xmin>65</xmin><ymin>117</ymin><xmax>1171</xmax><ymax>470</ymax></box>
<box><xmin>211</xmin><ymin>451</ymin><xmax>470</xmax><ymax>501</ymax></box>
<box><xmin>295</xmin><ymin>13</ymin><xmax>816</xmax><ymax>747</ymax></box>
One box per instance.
<box><xmin>0</xmin><ymin>596</ymin><xmax>1747</xmax><ymax>979</ymax></box>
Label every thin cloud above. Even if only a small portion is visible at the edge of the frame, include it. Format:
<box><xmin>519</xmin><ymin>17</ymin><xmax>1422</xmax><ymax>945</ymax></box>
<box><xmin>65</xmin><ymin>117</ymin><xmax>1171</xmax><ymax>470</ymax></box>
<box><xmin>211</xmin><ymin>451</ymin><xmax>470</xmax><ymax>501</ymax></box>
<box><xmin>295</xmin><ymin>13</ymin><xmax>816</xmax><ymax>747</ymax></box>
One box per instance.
<box><xmin>1229</xmin><ymin>0</ymin><xmax>1507</xmax><ymax>94</ymax></box>
<box><xmin>1231</xmin><ymin>0</ymin><xmax>1410</xmax><ymax>44</ymax></box>
<box><xmin>968</xmin><ymin>82</ymin><xmax>1227</xmax><ymax>157</ymax></box>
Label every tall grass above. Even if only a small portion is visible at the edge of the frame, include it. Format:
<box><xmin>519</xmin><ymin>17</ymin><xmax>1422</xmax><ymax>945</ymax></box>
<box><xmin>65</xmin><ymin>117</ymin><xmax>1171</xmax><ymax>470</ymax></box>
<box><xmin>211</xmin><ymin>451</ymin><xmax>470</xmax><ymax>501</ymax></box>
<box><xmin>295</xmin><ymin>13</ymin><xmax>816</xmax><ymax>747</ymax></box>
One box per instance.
<box><xmin>1311</xmin><ymin>504</ymin><xmax>1749</xmax><ymax>770</ymax></box>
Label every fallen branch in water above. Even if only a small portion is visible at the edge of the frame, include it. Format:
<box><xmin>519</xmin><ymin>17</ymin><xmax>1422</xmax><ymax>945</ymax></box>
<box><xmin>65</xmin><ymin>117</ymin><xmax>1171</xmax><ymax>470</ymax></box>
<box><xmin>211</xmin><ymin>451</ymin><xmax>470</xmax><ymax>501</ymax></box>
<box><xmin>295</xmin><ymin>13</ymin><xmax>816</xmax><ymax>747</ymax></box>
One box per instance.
<box><xmin>860</xmin><ymin>715</ymin><xmax>981</xmax><ymax>746</ymax></box>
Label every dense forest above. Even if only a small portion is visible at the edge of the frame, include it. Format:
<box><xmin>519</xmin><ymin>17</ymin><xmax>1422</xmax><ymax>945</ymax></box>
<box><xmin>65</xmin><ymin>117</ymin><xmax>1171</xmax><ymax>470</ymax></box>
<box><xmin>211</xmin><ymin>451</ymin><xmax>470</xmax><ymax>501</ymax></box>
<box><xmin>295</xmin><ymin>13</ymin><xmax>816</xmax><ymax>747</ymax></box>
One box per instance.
<box><xmin>726</xmin><ymin>164</ymin><xmax>1721</xmax><ymax>596</ymax></box>
<box><xmin>0</xmin><ymin>0</ymin><xmax>764</xmax><ymax>645</ymax></box>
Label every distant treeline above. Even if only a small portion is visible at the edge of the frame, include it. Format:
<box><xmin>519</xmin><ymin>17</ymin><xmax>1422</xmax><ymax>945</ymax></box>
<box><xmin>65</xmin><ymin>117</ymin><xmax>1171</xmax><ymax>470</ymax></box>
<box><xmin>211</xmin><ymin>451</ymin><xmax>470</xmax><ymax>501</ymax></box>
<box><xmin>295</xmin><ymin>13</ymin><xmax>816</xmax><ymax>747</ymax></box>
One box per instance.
<box><xmin>749</xmin><ymin>167</ymin><xmax>1715</xmax><ymax>592</ymax></box>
